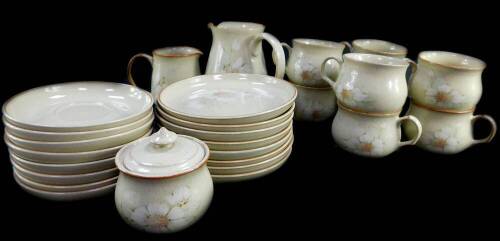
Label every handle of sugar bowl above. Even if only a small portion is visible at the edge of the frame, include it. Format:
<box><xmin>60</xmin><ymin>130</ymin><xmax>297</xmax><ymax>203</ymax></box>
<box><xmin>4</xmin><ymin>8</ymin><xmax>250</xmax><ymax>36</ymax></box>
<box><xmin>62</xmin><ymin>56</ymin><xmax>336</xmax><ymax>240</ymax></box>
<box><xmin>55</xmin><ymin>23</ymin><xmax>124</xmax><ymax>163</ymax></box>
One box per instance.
<box><xmin>258</xmin><ymin>33</ymin><xmax>286</xmax><ymax>79</ymax></box>
<box><xmin>398</xmin><ymin>115</ymin><xmax>422</xmax><ymax>147</ymax></box>
<box><xmin>320</xmin><ymin>56</ymin><xmax>343</xmax><ymax>90</ymax></box>
<box><xmin>471</xmin><ymin>115</ymin><xmax>497</xmax><ymax>145</ymax></box>
<box><xmin>127</xmin><ymin>53</ymin><xmax>153</xmax><ymax>87</ymax></box>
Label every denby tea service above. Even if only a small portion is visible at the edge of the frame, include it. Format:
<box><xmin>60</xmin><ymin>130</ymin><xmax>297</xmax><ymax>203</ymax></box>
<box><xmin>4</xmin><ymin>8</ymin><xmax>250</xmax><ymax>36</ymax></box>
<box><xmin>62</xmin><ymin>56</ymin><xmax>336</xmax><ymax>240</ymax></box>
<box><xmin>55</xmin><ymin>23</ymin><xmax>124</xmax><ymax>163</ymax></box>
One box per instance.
<box><xmin>409</xmin><ymin>51</ymin><xmax>485</xmax><ymax>112</ymax></box>
<box><xmin>1</xmin><ymin>20</ymin><xmax>496</xmax><ymax>234</ymax></box>
<box><xmin>332</xmin><ymin>102</ymin><xmax>422</xmax><ymax>157</ymax></box>
<box><xmin>115</xmin><ymin>128</ymin><xmax>212</xmax><ymax>233</ymax></box>
<box><xmin>403</xmin><ymin>102</ymin><xmax>496</xmax><ymax>154</ymax></box>
<box><xmin>206</xmin><ymin>22</ymin><xmax>286</xmax><ymax>79</ymax></box>
<box><xmin>127</xmin><ymin>46</ymin><xmax>202</xmax><ymax>99</ymax></box>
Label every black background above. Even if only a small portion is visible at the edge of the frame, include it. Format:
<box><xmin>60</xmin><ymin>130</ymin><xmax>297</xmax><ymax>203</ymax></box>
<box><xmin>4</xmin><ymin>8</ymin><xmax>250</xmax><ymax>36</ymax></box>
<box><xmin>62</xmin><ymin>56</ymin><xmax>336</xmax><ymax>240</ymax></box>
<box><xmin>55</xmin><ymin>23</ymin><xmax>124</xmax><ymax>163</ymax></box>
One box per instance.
<box><xmin>2</xmin><ymin>3</ymin><xmax>498</xmax><ymax>239</ymax></box>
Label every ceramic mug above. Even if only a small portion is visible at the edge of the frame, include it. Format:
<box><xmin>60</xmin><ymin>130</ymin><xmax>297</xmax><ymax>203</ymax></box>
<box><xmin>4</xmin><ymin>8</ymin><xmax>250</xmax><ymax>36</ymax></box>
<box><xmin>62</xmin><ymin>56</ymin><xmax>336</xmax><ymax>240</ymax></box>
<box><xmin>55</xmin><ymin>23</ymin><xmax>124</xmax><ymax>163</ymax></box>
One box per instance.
<box><xmin>293</xmin><ymin>83</ymin><xmax>336</xmax><ymax>122</ymax></box>
<box><xmin>282</xmin><ymin>39</ymin><xmax>348</xmax><ymax>87</ymax></box>
<box><xmin>403</xmin><ymin>102</ymin><xmax>497</xmax><ymax>154</ymax></box>
<box><xmin>332</xmin><ymin>102</ymin><xmax>422</xmax><ymax>157</ymax></box>
<box><xmin>321</xmin><ymin>53</ymin><xmax>416</xmax><ymax>114</ymax></box>
<box><xmin>127</xmin><ymin>46</ymin><xmax>202</xmax><ymax>99</ymax></box>
<box><xmin>345</xmin><ymin>39</ymin><xmax>407</xmax><ymax>58</ymax></box>
<box><xmin>409</xmin><ymin>51</ymin><xmax>486</xmax><ymax>112</ymax></box>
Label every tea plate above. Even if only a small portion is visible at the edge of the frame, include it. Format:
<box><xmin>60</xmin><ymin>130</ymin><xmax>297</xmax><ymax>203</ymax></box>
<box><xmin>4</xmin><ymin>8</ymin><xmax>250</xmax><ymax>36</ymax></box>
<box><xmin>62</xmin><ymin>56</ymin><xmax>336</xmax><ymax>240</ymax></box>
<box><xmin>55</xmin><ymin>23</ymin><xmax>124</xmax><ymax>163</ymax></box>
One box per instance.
<box><xmin>2</xmin><ymin>81</ymin><xmax>153</xmax><ymax>131</ymax></box>
<box><xmin>158</xmin><ymin>74</ymin><xmax>297</xmax><ymax>124</ymax></box>
<box><xmin>14</xmin><ymin>171</ymin><xmax>118</xmax><ymax>192</ymax></box>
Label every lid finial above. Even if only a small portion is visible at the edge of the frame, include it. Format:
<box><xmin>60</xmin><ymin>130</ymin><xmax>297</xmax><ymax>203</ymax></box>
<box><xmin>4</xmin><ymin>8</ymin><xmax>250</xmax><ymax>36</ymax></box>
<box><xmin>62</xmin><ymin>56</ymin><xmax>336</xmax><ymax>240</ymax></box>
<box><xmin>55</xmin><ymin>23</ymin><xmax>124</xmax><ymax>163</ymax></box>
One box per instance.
<box><xmin>150</xmin><ymin>127</ymin><xmax>177</xmax><ymax>149</ymax></box>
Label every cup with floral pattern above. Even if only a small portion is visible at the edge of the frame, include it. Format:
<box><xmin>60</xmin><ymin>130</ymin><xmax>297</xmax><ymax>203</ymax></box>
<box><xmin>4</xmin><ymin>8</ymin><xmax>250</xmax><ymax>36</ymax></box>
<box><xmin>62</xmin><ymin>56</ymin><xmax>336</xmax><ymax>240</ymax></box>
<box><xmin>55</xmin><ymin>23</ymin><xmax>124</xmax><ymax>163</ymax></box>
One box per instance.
<box><xmin>345</xmin><ymin>39</ymin><xmax>407</xmax><ymax>58</ymax></box>
<box><xmin>282</xmin><ymin>38</ymin><xmax>348</xmax><ymax>87</ymax></box>
<box><xmin>321</xmin><ymin>53</ymin><xmax>416</xmax><ymax>114</ymax></box>
<box><xmin>409</xmin><ymin>51</ymin><xmax>486</xmax><ymax>112</ymax></box>
<box><xmin>332</xmin><ymin>102</ymin><xmax>422</xmax><ymax>158</ymax></box>
<box><xmin>403</xmin><ymin>102</ymin><xmax>497</xmax><ymax>154</ymax></box>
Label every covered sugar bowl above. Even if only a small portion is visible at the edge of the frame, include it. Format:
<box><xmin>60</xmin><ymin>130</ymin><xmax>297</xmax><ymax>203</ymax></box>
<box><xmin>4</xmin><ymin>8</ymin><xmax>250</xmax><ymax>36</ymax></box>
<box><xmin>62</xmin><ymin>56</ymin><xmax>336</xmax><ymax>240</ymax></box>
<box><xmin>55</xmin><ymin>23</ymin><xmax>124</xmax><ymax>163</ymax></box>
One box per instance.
<box><xmin>114</xmin><ymin>127</ymin><xmax>213</xmax><ymax>233</ymax></box>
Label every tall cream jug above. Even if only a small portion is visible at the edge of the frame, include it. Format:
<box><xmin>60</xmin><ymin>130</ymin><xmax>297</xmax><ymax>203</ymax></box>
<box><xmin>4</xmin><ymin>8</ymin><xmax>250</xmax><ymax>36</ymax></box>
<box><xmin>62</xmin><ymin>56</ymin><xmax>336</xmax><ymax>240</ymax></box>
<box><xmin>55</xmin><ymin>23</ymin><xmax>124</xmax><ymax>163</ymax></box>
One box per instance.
<box><xmin>206</xmin><ymin>22</ymin><xmax>286</xmax><ymax>79</ymax></box>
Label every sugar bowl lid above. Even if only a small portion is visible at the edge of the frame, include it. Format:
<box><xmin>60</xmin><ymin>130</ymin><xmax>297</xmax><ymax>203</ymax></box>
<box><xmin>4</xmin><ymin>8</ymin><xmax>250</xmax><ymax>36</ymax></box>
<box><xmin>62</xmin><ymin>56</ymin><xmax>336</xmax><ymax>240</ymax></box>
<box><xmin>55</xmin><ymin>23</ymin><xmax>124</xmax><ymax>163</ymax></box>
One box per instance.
<box><xmin>115</xmin><ymin>127</ymin><xmax>209</xmax><ymax>178</ymax></box>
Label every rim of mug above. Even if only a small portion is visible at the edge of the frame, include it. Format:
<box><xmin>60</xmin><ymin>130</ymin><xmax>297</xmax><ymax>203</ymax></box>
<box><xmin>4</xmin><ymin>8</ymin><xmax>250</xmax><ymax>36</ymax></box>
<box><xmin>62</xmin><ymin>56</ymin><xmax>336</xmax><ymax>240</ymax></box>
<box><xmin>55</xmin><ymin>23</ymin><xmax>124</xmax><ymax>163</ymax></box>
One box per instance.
<box><xmin>292</xmin><ymin>82</ymin><xmax>332</xmax><ymax>90</ymax></box>
<box><xmin>210</xmin><ymin>22</ymin><xmax>265</xmax><ymax>32</ymax></box>
<box><xmin>293</xmin><ymin>38</ymin><xmax>346</xmax><ymax>49</ymax></box>
<box><xmin>343</xmin><ymin>53</ymin><xmax>409</xmax><ymax>67</ymax></box>
<box><xmin>337</xmin><ymin>101</ymin><xmax>401</xmax><ymax>117</ymax></box>
<box><xmin>352</xmin><ymin>39</ymin><xmax>407</xmax><ymax>56</ymax></box>
<box><xmin>153</xmin><ymin>46</ymin><xmax>203</xmax><ymax>58</ymax></box>
<box><xmin>418</xmin><ymin>51</ymin><xmax>486</xmax><ymax>71</ymax></box>
<box><xmin>410</xmin><ymin>99</ymin><xmax>475</xmax><ymax>114</ymax></box>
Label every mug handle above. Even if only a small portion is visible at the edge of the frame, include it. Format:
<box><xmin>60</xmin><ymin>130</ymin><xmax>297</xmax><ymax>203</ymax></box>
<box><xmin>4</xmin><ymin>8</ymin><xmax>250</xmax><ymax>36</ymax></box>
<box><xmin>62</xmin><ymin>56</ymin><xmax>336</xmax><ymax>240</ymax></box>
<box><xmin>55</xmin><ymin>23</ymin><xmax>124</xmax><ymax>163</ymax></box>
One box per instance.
<box><xmin>320</xmin><ymin>56</ymin><xmax>343</xmax><ymax>90</ymax></box>
<box><xmin>260</xmin><ymin>32</ymin><xmax>286</xmax><ymax>79</ymax></box>
<box><xmin>340</xmin><ymin>41</ymin><xmax>353</xmax><ymax>53</ymax></box>
<box><xmin>471</xmin><ymin>115</ymin><xmax>497</xmax><ymax>145</ymax></box>
<box><xmin>404</xmin><ymin>58</ymin><xmax>418</xmax><ymax>83</ymax></box>
<box><xmin>127</xmin><ymin>53</ymin><xmax>153</xmax><ymax>87</ymax></box>
<box><xmin>398</xmin><ymin>115</ymin><xmax>422</xmax><ymax>147</ymax></box>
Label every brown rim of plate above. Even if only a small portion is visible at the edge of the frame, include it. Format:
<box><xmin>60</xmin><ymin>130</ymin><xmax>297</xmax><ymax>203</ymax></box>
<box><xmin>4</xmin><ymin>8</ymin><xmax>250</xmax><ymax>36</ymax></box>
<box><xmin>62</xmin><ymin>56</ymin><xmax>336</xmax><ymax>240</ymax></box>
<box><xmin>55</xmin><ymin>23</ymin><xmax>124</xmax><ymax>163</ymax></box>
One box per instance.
<box><xmin>292</xmin><ymin>82</ymin><xmax>332</xmax><ymax>90</ymax></box>
<box><xmin>337</xmin><ymin>101</ymin><xmax>401</xmax><ymax>117</ymax></box>
<box><xmin>152</xmin><ymin>46</ymin><xmax>203</xmax><ymax>58</ymax></box>
<box><xmin>115</xmin><ymin>135</ymin><xmax>210</xmax><ymax>180</ymax></box>
<box><xmin>417</xmin><ymin>51</ymin><xmax>486</xmax><ymax>71</ymax></box>
<box><xmin>410</xmin><ymin>99</ymin><xmax>475</xmax><ymax>114</ymax></box>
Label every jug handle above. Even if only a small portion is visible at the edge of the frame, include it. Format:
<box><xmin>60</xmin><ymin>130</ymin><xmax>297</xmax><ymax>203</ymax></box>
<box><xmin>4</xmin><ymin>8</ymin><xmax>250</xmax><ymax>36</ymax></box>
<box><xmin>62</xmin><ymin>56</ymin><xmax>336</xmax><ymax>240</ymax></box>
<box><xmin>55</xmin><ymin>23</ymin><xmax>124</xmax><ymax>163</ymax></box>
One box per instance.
<box><xmin>404</xmin><ymin>58</ymin><xmax>418</xmax><ymax>83</ymax></box>
<box><xmin>281</xmin><ymin>42</ymin><xmax>292</xmax><ymax>56</ymax></box>
<box><xmin>398</xmin><ymin>115</ymin><xmax>422</xmax><ymax>147</ymax></box>
<box><xmin>471</xmin><ymin>115</ymin><xmax>497</xmax><ymax>145</ymax></box>
<box><xmin>259</xmin><ymin>33</ymin><xmax>286</xmax><ymax>79</ymax></box>
<box><xmin>320</xmin><ymin>56</ymin><xmax>343</xmax><ymax>90</ymax></box>
<box><xmin>340</xmin><ymin>41</ymin><xmax>353</xmax><ymax>53</ymax></box>
<box><xmin>127</xmin><ymin>53</ymin><xmax>153</xmax><ymax>87</ymax></box>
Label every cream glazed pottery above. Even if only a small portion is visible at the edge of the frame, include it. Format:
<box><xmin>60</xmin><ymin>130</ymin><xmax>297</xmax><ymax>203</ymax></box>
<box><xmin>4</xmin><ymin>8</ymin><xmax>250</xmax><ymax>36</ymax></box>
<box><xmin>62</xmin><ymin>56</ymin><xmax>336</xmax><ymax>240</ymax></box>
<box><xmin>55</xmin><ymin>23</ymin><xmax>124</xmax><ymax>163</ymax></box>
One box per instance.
<box><xmin>206</xmin><ymin>22</ymin><xmax>286</xmax><ymax>79</ymax></box>
<box><xmin>321</xmin><ymin>53</ymin><xmax>415</xmax><ymax>114</ymax></box>
<box><xmin>115</xmin><ymin>128</ymin><xmax>212</xmax><ymax>233</ymax></box>
<box><xmin>332</xmin><ymin>103</ymin><xmax>422</xmax><ymax>157</ymax></box>
<box><xmin>293</xmin><ymin>83</ymin><xmax>336</xmax><ymax>122</ymax></box>
<box><xmin>346</xmin><ymin>39</ymin><xmax>407</xmax><ymax>58</ymax></box>
<box><xmin>282</xmin><ymin>39</ymin><xmax>348</xmax><ymax>87</ymax></box>
<box><xmin>409</xmin><ymin>51</ymin><xmax>486</xmax><ymax>112</ymax></box>
<box><xmin>127</xmin><ymin>47</ymin><xmax>202</xmax><ymax>99</ymax></box>
<box><xmin>403</xmin><ymin>102</ymin><xmax>496</xmax><ymax>154</ymax></box>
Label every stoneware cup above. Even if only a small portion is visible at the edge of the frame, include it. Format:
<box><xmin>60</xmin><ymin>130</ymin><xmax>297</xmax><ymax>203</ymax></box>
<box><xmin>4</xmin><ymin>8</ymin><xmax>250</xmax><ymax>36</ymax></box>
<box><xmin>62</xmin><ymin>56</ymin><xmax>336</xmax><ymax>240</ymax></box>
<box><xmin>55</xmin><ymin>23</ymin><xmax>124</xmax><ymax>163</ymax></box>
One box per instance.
<box><xmin>282</xmin><ymin>38</ymin><xmax>348</xmax><ymax>87</ymax></box>
<box><xmin>293</xmin><ymin>83</ymin><xmax>336</xmax><ymax>122</ymax></box>
<box><xmin>409</xmin><ymin>51</ymin><xmax>486</xmax><ymax>112</ymax></box>
<box><xmin>404</xmin><ymin>102</ymin><xmax>497</xmax><ymax>154</ymax></box>
<box><xmin>332</xmin><ymin>102</ymin><xmax>422</xmax><ymax>157</ymax></box>
<box><xmin>321</xmin><ymin>53</ymin><xmax>416</xmax><ymax>114</ymax></box>
<box><xmin>345</xmin><ymin>39</ymin><xmax>407</xmax><ymax>58</ymax></box>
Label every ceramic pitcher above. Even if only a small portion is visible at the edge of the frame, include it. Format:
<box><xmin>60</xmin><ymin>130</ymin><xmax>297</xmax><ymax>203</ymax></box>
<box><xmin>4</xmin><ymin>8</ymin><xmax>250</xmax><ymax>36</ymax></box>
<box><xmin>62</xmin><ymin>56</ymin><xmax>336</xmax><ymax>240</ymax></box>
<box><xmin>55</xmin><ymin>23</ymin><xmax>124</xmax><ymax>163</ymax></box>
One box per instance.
<box><xmin>404</xmin><ymin>102</ymin><xmax>496</xmax><ymax>154</ymax></box>
<box><xmin>409</xmin><ymin>51</ymin><xmax>485</xmax><ymax>112</ymax></box>
<box><xmin>127</xmin><ymin>46</ymin><xmax>202</xmax><ymax>99</ymax></box>
<box><xmin>206</xmin><ymin>22</ymin><xmax>286</xmax><ymax>79</ymax></box>
<box><xmin>282</xmin><ymin>39</ymin><xmax>348</xmax><ymax>87</ymax></box>
<box><xmin>321</xmin><ymin>53</ymin><xmax>416</xmax><ymax>114</ymax></box>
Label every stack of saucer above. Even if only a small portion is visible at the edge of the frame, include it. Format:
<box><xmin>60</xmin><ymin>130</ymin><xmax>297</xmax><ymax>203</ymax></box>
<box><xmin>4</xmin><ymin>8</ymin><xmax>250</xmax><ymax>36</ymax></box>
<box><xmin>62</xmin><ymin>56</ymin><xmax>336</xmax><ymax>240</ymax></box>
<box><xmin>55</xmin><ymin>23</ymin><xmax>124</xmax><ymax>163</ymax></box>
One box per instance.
<box><xmin>3</xmin><ymin>82</ymin><xmax>154</xmax><ymax>201</ymax></box>
<box><xmin>155</xmin><ymin>74</ymin><xmax>297</xmax><ymax>182</ymax></box>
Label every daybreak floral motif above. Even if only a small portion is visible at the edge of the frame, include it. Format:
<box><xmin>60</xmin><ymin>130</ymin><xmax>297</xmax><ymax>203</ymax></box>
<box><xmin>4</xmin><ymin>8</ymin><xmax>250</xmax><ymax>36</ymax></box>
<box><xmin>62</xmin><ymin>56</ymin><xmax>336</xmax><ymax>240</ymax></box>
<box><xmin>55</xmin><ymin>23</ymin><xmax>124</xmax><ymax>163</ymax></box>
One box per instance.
<box><xmin>294</xmin><ymin>60</ymin><xmax>321</xmax><ymax>81</ymax></box>
<box><xmin>128</xmin><ymin>186</ymin><xmax>195</xmax><ymax>233</ymax></box>
<box><xmin>336</xmin><ymin>81</ymin><xmax>370</xmax><ymax>107</ymax></box>
<box><xmin>341</xmin><ymin>128</ymin><xmax>385</xmax><ymax>156</ymax></box>
<box><xmin>422</xmin><ymin>127</ymin><xmax>460</xmax><ymax>152</ymax></box>
<box><xmin>425</xmin><ymin>82</ymin><xmax>466</xmax><ymax>108</ymax></box>
<box><xmin>220</xmin><ymin>41</ymin><xmax>252</xmax><ymax>73</ymax></box>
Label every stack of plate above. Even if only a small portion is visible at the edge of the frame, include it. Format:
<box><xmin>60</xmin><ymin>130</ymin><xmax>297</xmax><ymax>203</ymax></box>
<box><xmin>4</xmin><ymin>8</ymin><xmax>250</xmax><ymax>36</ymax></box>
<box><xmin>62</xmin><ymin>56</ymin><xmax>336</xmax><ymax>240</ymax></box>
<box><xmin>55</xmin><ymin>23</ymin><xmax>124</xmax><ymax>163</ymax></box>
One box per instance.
<box><xmin>2</xmin><ymin>82</ymin><xmax>154</xmax><ymax>201</ymax></box>
<box><xmin>156</xmin><ymin>74</ymin><xmax>297</xmax><ymax>183</ymax></box>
